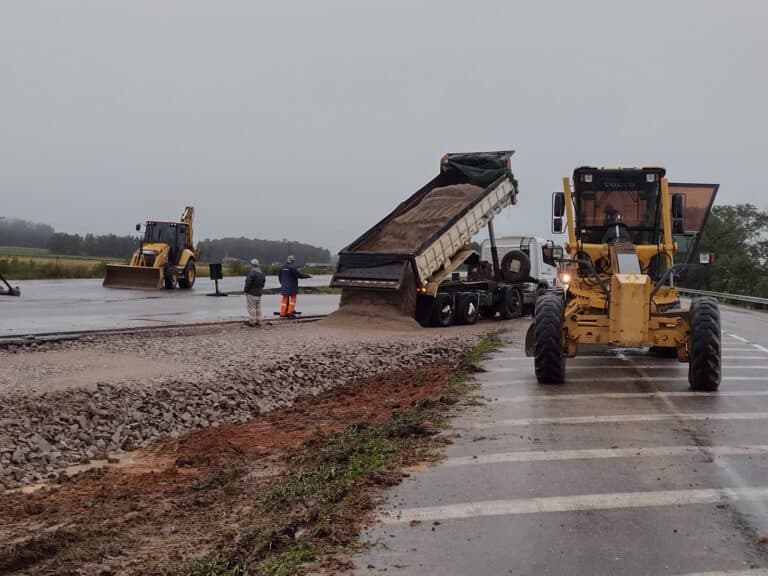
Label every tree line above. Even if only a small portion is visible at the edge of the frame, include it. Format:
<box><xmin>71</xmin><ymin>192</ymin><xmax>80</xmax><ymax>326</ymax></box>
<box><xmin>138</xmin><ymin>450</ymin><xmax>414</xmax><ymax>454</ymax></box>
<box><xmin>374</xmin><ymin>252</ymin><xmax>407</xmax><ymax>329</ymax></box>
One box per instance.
<box><xmin>196</xmin><ymin>237</ymin><xmax>330</xmax><ymax>265</ymax></box>
<box><xmin>681</xmin><ymin>204</ymin><xmax>768</xmax><ymax>297</ymax></box>
<box><xmin>1</xmin><ymin>217</ymin><xmax>331</xmax><ymax>264</ymax></box>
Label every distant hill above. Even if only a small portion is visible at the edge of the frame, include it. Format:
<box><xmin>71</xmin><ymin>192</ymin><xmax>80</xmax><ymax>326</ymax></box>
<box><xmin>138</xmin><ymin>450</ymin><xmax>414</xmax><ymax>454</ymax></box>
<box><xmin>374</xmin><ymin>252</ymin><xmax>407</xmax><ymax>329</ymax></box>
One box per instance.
<box><xmin>196</xmin><ymin>237</ymin><xmax>330</xmax><ymax>265</ymax></box>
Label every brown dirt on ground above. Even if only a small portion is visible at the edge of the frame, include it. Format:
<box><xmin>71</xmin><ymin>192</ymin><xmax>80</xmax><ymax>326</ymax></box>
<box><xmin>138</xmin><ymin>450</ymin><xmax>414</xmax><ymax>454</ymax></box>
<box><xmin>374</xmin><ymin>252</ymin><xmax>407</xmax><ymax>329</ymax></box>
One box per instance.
<box><xmin>355</xmin><ymin>184</ymin><xmax>483</xmax><ymax>253</ymax></box>
<box><xmin>0</xmin><ymin>363</ymin><xmax>455</xmax><ymax>575</ymax></box>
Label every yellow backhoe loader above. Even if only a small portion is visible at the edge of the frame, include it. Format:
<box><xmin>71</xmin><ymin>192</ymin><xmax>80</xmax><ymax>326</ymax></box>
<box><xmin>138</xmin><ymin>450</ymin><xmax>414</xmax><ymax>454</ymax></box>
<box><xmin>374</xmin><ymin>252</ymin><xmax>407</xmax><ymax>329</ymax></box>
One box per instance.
<box><xmin>529</xmin><ymin>167</ymin><xmax>720</xmax><ymax>390</ymax></box>
<box><xmin>103</xmin><ymin>206</ymin><xmax>199</xmax><ymax>290</ymax></box>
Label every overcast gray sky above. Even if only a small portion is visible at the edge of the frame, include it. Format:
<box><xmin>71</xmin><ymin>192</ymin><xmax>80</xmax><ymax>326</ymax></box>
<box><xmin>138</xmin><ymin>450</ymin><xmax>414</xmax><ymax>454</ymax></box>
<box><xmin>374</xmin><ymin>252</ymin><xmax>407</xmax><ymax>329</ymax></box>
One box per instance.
<box><xmin>1</xmin><ymin>1</ymin><xmax>766</xmax><ymax>252</ymax></box>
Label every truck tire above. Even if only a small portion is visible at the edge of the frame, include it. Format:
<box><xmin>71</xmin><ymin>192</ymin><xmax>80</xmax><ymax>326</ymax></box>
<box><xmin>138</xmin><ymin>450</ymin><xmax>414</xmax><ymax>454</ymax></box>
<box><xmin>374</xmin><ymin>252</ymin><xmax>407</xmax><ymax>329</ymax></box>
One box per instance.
<box><xmin>688</xmin><ymin>296</ymin><xmax>721</xmax><ymax>391</ymax></box>
<box><xmin>455</xmin><ymin>293</ymin><xmax>479</xmax><ymax>325</ymax></box>
<box><xmin>534</xmin><ymin>293</ymin><xmax>565</xmax><ymax>384</ymax></box>
<box><xmin>500</xmin><ymin>250</ymin><xmax>531</xmax><ymax>283</ymax></box>
<box><xmin>430</xmin><ymin>293</ymin><xmax>455</xmax><ymax>327</ymax></box>
<box><xmin>178</xmin><ymin>260</ymin><xmax>196</xmax><ymax>289</ymax></box>
<box><xmin>415</xmin><ymin>295</ymin><xmax>433</xmax><ymax>327</ymax></box>
<box><xmin>499</xmin><ymin>287</ymin><xmax>523</xmax><ymax>320</ymax></box>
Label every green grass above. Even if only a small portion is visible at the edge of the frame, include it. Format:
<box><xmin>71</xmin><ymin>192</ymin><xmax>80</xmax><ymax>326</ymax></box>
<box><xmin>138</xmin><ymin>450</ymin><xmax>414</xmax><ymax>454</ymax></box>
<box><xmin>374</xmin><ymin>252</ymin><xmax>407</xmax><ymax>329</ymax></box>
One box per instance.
<box><xmin>181</xmin><ymin>335</ymin><xmax>499</xmax><ymax>575</ymax></box>
<box><xmin>0</xmin><ymin>246</ymin><xmax>49</xmax><ymax>256</ymax></box>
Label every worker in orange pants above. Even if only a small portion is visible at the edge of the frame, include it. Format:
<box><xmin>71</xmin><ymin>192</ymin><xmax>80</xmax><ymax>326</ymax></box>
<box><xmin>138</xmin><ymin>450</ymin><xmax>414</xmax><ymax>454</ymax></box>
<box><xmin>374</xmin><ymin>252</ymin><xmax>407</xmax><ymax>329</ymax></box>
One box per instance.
<box><xmin>279</xmin><ymin>294</ymin><xmax>297</xmax><ymax>317</ymax></box>
<box><xmin>278</xmin><ymin>255</ymin><xmax>311</xmax><ymax>318</ymax></box>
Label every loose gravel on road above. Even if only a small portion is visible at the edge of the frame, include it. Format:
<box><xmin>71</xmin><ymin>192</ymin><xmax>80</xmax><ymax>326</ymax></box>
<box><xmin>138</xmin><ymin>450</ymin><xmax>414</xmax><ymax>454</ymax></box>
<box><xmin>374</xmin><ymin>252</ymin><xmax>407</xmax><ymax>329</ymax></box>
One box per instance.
<box><xmin>0</xmin><ymin>320</ymin><xmax>495</xmax><ymax>489</ymax></box>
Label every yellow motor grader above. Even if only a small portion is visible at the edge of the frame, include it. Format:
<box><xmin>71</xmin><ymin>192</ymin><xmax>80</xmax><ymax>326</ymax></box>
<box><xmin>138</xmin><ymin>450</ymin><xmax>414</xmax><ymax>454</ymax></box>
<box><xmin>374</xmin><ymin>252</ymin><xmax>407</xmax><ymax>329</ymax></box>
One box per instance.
<box><xmin>530</xmin><ymin>167</ymin><xmax>720</xmax><ymax>390</ymax></box>
<box><xmin>103</xmin><ymin>206</ymin><xmax>199</xmax><ymax>290</ymax></box>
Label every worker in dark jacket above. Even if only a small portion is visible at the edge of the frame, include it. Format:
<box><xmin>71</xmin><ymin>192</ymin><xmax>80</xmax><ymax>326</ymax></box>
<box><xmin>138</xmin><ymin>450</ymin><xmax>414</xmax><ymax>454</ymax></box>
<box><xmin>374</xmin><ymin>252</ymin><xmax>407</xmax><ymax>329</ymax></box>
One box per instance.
<box><xmin>278</xmin><ymin>255</ymin><xmax>311</xmax><ymax>318</ymax></box>
<box><xmin>244</xmin><ymin>258</ymin><xmax>266</xmax><ymax>326</ymax></box>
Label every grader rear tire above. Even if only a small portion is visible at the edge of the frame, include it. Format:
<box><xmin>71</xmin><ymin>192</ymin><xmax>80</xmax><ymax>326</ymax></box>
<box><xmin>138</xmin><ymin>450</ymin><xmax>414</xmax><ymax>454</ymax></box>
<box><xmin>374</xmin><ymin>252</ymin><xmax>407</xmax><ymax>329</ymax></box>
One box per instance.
<box><xmin>534</xmin><ymin>293</ymin><xmax>565</xmax><ymax>384</ymax></box>
<box><xmin>688</xmin><ymin>296</ymin><xmax>721</xmax><ymax>391</ymax></box>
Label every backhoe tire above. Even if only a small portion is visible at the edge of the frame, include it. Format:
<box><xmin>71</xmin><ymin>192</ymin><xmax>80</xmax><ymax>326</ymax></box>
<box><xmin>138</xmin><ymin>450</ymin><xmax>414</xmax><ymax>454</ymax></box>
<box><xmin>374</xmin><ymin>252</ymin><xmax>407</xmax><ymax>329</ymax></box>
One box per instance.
<box><xmin>178</xmin><ymin>260</ymin><xmax>196</xmax><ymax>289</ymax></box>
<box><xmin>500</xmin><ymin>250</ymin><xmax>531</xmax><ymax>283</ymax></box>
<box><xmin>455</xmin><ymin>293</ymin><xmax>479</xmax><ymax>325</ymax></box>
<box><xmin>430</xmin><ymin>293</ymin><xmax>455</xmax><ymax>328</ymax></box>
<box><xmin>534</xmin><ymin>293</ymin><xmax>565</xmax><ymax>384</ymax></box>
<box><xmin>164</xmin><ymin>266</ymin><xmax>177</xmax><ymax>290</ymax></box>
<box><xmin>689</xmin><ymin>296</ymin><xmax>721</xmax><ymax>391</ymax></box>
<box><xmin>499</xmin><ymin>287</ymin><xmax>523</xmax><ymax>320</ymax></box>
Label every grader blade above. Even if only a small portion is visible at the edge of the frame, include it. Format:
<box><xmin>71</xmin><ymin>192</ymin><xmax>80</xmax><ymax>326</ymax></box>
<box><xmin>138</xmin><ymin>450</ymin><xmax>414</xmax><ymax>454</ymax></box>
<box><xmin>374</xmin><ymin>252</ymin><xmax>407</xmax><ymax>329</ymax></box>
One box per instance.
<box><xmin>103</xmin><ymin>264</ymin><xmax>163</xmax><ymax>290</ymax></box>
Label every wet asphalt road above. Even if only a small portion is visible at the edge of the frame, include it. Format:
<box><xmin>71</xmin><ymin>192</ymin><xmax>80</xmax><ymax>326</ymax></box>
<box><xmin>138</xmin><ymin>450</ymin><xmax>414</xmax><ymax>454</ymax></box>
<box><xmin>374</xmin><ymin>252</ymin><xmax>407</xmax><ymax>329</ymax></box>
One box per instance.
<box><xmin>355</xmin><ymin>305</ymin><xmax>768</xmax><ymax>576</ymax></box>
<box><xmin>0</xmin><ymin>276</ymin><xmax>339</xmax><ymax>335</ymax></box>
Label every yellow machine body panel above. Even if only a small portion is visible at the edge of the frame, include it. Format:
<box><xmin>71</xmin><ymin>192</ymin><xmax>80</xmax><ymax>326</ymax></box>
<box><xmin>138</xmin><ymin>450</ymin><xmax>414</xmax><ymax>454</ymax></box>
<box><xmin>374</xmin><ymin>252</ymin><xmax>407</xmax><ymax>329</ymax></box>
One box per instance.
<box><xmin>608</xmin><ymin>274</ymin><xmax>650</xmax><ymax>347</ymax></box>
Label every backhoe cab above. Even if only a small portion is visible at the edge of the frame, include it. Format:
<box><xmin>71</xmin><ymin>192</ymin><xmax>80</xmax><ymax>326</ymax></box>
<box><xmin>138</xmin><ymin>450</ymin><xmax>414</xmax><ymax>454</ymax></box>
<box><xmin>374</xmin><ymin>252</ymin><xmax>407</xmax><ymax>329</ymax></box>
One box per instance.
<box><xmin>532</xmin><ymin>167</ymin><xmax>721</xmax><ymax>390</ymax></box>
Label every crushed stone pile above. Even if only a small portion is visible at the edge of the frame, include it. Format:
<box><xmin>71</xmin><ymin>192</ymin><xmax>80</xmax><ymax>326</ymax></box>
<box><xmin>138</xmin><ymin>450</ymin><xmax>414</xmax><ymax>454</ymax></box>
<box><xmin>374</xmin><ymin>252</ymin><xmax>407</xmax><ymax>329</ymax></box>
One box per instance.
<box><xmin>0</xmin><ymin>324</ymin><xmax>488</xmax><ymax>489</ymax></box>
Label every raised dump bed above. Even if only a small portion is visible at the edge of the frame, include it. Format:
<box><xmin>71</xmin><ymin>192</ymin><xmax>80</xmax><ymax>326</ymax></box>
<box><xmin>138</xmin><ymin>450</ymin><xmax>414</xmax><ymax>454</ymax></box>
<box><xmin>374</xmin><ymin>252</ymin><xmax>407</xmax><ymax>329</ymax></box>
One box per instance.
<box><xmin>331</xmin><ymin>151</ymin><xmax>532</xmax><ymax>327</ymax></box>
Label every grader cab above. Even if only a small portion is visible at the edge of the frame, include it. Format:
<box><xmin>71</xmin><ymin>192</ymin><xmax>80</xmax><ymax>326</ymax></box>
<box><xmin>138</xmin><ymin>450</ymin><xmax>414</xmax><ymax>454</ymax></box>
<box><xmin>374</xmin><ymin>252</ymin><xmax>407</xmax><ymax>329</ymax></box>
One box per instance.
<box><xmin>531</xmin><ymin>167</ymin><xmax>720</xmax><ymax>390</ymax></box>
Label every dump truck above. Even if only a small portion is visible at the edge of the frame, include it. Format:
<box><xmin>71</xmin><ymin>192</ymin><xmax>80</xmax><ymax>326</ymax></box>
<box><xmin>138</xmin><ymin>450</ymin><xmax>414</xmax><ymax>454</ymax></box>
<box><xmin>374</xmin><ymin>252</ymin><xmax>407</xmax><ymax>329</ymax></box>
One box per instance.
<box><xmin>530</xmin><ymin>166</ymin><xmax>720</xmax><ymax>390</ymax></box>
<box><xmin>103</xmin><ymin>206</ymin><xmax>199</xmax><ymax>290</ymax></box>
<box><xmin>331</xmin><ymin>151</ymin><xmax>541</xmax><ymax>327</ymax></box>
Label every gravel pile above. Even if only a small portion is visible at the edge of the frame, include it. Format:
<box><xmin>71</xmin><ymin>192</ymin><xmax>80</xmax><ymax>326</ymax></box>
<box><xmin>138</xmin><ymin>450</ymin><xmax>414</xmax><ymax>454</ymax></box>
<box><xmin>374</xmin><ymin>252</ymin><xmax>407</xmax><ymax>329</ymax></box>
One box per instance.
<box><xmin>0</xmin><ymin>323</ymin><xmax>487</xmax><ymax>489</ymax></box>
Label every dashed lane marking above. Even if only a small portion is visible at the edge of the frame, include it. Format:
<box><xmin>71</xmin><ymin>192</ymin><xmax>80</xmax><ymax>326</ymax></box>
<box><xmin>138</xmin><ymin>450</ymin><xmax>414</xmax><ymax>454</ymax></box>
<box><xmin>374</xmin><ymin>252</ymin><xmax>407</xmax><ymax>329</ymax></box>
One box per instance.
<box><xmin>442</xmin><ymin>445</ymin><xmax>768</xmax><ymax>467</ymax></box>
<box><xmin>474</xmin><ymin>411</ymin><xmax>768</xmax><ymax>429</ymax></box>
<box><xmin>491</xmin><ymin>390</ymin><xmax>768</xmax><ymax>403</ymax></box>
<box><xmin>382</xmin><ymin>486</ymin><xmax>768</xmax><ymax>524</ymax></box>
<box><xmin>727</xmin><ymin>334</ymin><xmax>750</xmax><ymax>343</ymax></box>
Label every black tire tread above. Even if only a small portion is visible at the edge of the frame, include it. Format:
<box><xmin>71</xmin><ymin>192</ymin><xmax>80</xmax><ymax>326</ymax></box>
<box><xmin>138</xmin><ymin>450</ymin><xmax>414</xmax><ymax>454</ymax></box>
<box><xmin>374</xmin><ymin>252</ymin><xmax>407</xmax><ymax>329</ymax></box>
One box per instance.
<box><xmin>688</xmin><ymin>296</ymin><xmax>721</xmax><ymax>391</ymax></box>
<box><xmin>534</xmin><ymin>293</ymin><xmax>565</xmax><ymax>384</ymax></box>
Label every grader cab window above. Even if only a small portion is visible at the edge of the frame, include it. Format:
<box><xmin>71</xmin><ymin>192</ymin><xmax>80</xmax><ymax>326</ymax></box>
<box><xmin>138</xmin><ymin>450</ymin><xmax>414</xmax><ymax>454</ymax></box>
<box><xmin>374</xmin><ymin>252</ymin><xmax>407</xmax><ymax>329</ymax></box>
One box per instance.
<box><xmin>574</xmin><ymin>167</ymin><xmax>666</xmax><ymax>245</ymax></box>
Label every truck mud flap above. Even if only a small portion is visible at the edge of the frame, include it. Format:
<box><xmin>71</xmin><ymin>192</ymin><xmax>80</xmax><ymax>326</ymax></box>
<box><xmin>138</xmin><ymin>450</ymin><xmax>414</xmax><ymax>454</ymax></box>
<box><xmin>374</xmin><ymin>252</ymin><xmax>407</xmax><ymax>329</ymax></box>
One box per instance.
<box><xmin>103</xmin><ymin>265</ymin><xmax>163</xmax><ymax>290</ymax></box>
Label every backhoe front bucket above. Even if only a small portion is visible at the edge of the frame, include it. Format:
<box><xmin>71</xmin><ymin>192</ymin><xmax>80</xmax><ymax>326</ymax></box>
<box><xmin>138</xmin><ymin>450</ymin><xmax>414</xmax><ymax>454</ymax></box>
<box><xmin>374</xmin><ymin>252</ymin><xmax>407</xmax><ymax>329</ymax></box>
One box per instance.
<box><xmin>103</xmin><ymin>264</ymin><xmax>163</xmax><ymax>290</ymax></box>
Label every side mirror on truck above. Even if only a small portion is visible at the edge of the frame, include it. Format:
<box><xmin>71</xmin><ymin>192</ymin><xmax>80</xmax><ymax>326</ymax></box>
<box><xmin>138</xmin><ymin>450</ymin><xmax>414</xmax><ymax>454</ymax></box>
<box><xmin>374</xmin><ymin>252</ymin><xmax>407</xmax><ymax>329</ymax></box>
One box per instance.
<box><xmin>553</xmin><ymin>217</ymin><xmax>564</xmax><ymax>234</ymax></box>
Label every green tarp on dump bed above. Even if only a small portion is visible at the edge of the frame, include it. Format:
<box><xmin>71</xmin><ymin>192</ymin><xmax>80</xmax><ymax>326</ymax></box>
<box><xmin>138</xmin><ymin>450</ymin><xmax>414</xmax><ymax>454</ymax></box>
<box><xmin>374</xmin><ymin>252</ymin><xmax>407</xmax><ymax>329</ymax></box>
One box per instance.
<box><xmin>443</xmin><ymin>151</ymin><xmax>519</xmax><ymax>190</ymax></box>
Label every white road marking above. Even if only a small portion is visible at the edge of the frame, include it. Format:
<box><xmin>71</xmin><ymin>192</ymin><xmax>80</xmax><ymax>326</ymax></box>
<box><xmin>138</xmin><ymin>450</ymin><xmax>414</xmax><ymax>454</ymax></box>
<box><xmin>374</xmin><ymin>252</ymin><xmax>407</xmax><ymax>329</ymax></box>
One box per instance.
<box><xmin>492</xmin><ymin>390</ymin><xmax>768</xmax><ymax>403</ymax></box>
<box><xmin>442</xmin><ymin>445</ymin><xmax>768</xmax><ymax>467</ymax></box>
<box><xmin>481</xmin><ymin>376</ymin><xmax>765</xmax><ymax>386</ymax></box>
<box><xmin>487</xmin><ymin>364</ymin><xmax>768</xmax><ymax>372</ymax></box>
<box><xmin>678</xmin><ymin>570</ymin><xmax>768</xmax><ymax>576</ymax></box>
<box><xmin>474</xmin><ymin>411</ymin><xmax>768</xmax><ymax>429</ymax></box>
<box><xmin>383</xmin><ymin>486</ymin><xmax>768</xmax><ymax>524</ymax></box>
<box><xmin>753</xmin><ymin>344</ymin><xmax>768</xmax><ymax>354</ymax></box>
<box><xmin>728</xmin><ymin>334</ymin><xmax>750</xmax><ymax>343</ymax></box>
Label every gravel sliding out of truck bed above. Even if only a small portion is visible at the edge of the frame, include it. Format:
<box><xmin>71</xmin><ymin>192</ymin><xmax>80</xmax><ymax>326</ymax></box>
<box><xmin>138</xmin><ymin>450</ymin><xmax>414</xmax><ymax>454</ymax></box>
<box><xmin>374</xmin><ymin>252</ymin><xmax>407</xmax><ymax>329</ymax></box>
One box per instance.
<box><xmin>0</xmin><ymin>321</ymin><xmax>494</xmax><ymax>489</ymax></box>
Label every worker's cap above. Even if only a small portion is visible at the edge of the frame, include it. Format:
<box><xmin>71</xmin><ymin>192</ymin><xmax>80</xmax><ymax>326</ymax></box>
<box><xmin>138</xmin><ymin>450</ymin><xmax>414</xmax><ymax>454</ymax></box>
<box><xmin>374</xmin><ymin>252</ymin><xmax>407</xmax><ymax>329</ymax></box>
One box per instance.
<box><xmin>250</xmin><ymin>258</ymin><xmax>260</xmax><ymax>267</ymax></box>
<box><xmin>287</xmin><ymin>255</ymin><xmax>296</xmax><ymax>263</ymax></box>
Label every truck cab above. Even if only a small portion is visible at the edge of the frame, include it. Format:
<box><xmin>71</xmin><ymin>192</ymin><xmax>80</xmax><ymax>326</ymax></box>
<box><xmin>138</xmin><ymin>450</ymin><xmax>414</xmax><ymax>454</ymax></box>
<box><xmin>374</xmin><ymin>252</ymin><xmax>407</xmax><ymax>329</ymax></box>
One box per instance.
<box><xmin>480</xmin><ymin>236</ymin><xmax>560</xmax><ymax>289</ymax></box>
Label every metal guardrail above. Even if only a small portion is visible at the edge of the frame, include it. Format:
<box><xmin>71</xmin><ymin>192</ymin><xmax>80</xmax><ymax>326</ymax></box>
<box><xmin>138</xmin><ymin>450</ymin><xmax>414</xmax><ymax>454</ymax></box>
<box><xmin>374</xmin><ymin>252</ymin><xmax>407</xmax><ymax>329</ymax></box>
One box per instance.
<box><xmin>677</xmin><ymin>288</ymin><xmax>768</xmax><ymax>307</ymax></box>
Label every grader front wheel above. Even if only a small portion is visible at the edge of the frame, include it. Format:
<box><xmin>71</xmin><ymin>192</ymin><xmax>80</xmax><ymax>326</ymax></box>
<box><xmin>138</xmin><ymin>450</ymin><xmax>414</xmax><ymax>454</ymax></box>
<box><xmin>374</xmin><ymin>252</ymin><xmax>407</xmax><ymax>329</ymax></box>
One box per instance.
<box><xmin>534</xmin><ymin>293</ymin><xmax>565</xmax><ymax>384</ymax></box>
<box><xmin>688</xmin><ymin>296</ymin><xmax>721</xmax><ymax>391</ymax></box>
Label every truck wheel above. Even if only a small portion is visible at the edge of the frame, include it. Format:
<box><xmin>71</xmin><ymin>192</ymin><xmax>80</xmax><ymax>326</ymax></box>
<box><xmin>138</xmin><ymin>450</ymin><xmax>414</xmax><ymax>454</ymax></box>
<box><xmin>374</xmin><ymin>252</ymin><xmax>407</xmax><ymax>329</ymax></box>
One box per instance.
<box><xmin>499</xmin><ymin>287</ymin><xmax>523</xmax><ymax>320</ymax></box>
<box><xmin>178</xmin><ymin>260</ymin><xmax>196</xmax><ymax>289</ymax></box>
<box><xmin>455</xmin><ymin>293</ymin><xmax>479</xmax><ymax>325</ymax></box>
<box><xmin>688</xmin><ymin>296</ymin><xmax>721</xmax><ymax>391</ymax></box>
<box><xmin>430</xmin><ymin>293</ymin><xmax>455</xmax><ymax>327</ymax></box>
<box><xmin>534</xmin><ymin>293</ymin><xmax>565</xmax><ymax>384</ymax></box>
<box><xmin>415</xmin><ymin>295</ymin><xmax>433</xmax><ymax>327</ymax></box>
<box><xmin>500</xmin><ymin>250</ymin><xmax>531</xmax><ymax>283</ymax></box>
